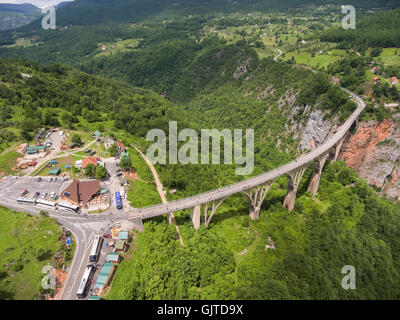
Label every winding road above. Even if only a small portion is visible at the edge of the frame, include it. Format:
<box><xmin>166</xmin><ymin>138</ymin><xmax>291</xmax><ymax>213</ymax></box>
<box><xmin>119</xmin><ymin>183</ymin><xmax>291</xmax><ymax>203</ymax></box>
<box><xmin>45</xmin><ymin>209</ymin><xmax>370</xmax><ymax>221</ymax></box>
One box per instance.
<box><xmin>128</xmin><ymin>88</ymin><xmax>364</xmax><ymax>220</ymax></box>
<box><xmin>0</xmin><ymin>80</ymin><xmax>365</xmax><ymax>300</ymax></box>
<box><xmin>274</xmin><ymin>48</ymin><xmax>283</xmax><ymax>62</ymax></box>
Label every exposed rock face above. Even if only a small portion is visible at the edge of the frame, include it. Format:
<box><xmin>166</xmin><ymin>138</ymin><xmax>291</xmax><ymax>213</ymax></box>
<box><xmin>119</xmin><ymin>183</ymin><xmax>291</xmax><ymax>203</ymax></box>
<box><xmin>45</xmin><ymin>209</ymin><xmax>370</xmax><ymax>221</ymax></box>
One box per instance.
<box><xmin>297</xmin><ymin>109</ymin><xmax>334</xmax><ymax>150</ymax></box>
<box><xmin>339</xmin><ymin>120</ymin><xmax>400</xmax><ymax>201</ymax></box>
<box><xmin>264</xmin><ymin>237</ymin><xmax>276</xmax><ymax>251</ymax></box>
<box><xmin>233</xmin><ymin>64</ymin><xmax>248</xmax><ymax>80</ymax></box>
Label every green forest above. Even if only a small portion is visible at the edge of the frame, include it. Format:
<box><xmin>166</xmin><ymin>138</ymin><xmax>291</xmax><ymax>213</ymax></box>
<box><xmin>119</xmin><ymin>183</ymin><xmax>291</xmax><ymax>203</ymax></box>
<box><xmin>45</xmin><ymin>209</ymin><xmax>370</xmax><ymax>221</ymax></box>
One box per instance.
<box><xmin>319</xmin><ymin>8</ymin><xmax>400</xmax><ymax>49</ymax></box>
<box><xmin>107</xmin><ymin>162</ymin><xmax>400</xmax><ymax>299</ymax></box>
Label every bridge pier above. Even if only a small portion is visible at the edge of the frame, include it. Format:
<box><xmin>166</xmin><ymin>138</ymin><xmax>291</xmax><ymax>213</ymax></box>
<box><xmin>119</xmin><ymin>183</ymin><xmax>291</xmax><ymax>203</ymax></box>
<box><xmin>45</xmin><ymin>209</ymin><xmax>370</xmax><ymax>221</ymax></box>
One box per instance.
<box><xmin>333</xmin><ymin>134</ymin><xmax>347</xmax><ymax>161</ymax></box>
<box><xmin>190</xmin><ymin>205</ymin><xmax>201</xmax><ymax>229</ymax></box>
<box><xmin>242</xmin><ymin>180</ymin><xmax>275</xmax><ymax>220</ymax></box>
<box><xmin>203</xmin><ymin>198</ymin><xmax>226</xmax><ymax>227</ymax></box>
<box><xmin>307</xmin><ymin>152</ymin><xmax>329</xmax><ymax>196</ymax></box>
<box><xmin>283</xmin><ymin>165</ymin><xmax>307</xmax><ymax>211</ymax></box>
<box><xmin>190</xmin><ymin>198</ymin><xmax>226</xmax><ymax>229</ymax></box>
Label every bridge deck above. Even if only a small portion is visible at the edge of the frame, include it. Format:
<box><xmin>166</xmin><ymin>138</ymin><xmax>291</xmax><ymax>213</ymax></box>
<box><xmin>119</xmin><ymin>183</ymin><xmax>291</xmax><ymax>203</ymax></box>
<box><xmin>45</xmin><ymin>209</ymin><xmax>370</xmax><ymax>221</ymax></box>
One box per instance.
<box><xmin>129</xmin><ymin>89</ymin><xmax>365</xmax><ymax>220</ymax></box>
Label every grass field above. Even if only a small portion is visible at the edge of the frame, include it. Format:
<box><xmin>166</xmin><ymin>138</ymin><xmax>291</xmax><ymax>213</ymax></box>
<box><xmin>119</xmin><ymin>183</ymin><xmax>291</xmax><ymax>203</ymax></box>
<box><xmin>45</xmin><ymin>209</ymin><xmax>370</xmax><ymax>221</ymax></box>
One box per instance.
<box><xmin>95</xmin><ymin>39</ymin><xmax>141</xmax><ymax>58</ymax></box>
<box><xmin>282</xmin><ymin>50</ymin><xmax>342</xmax><ymax>68</ymax></box>
<box><xmin>0</xmin><ymin>150</ymin><xmax>21</xmax><ymax>175</ymax></box>
<box><xmin>126</xmin><ymin>147</ymin><xmax>160</xmax><ymax>208</ymax></box>
<box><xmin>38</xmin><ymin>156</ymin><xmax>76</xmax><ymax>176</ymax></box>
<box><xmin>255</xmin><ymin>46</ymin><xmax>276</xmax><ymax>59</ymax></box>
<box><xmin>0</xmin><ymin>207</ymin><xmax>68</xmax><ymax>300</ymax></box>
<box><xmin>378</xmin><ymin>48</ymin><xmax>400</xmax><ymax>66</ymax></box>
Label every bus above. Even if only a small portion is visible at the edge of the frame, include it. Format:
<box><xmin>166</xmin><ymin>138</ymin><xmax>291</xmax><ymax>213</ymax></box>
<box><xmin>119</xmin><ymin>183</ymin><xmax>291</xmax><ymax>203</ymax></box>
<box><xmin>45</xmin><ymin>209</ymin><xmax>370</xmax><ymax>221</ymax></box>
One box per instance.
<box><xmin>76</xmin><ymin>265</ymin><xmax>95</xmax><ymax>299</ymax></box>
<box><xmin>17</xmin><ymin>197</ymin><xmax>36</xmax><ymax>204</ymax></box>
<box><xmin>58</xmin><ymin>201</ymin><xmax>80</xmax><ymax>213</ymax></box>
<box><xmin>89</xmin><ymin>235</ymin><xmax>103</xmax><ymax>263</ymax></box>
<box><xmin>36</xmin><ymin>199</ymin><xmax>57</xmax><ymax>209</ymax></box>
<box><xmin>115</xmin><ymin>192</ymin><xmax>122</xmax><ymax>209</ymax></box>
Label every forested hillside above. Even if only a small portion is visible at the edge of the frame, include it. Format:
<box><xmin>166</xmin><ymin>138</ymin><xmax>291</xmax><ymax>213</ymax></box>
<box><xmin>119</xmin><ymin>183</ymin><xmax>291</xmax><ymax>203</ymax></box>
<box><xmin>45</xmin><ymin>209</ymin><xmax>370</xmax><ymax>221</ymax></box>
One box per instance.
<box><xmin>0</xmin><ymin>59</ymin><xmax>184</xmax><ymax>153</ymax></box>
<box><xmin>0</xmin><ymin>0</ymin><xmax>400</xmax><ymax>301</ymax></box>
<box><xmin>319</xmin><ymin>8</ymin><xmax>400</xmax><ymax>49</ymax></box>
<box><xmin>107</xmin><ymin>161</ymin><xmax>400</xmax><ymax>300</ymax></box>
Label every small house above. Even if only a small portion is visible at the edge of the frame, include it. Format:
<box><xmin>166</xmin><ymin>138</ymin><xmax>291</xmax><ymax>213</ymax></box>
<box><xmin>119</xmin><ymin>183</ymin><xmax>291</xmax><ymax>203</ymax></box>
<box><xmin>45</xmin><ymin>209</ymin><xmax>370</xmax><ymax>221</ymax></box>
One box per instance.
<box><xmin>116</xmin><ymin>140</ymin><xmax>126</xmax><ymax>153</ymax></box>
<box><xmin>48</xmin><ymin>167</ymin><xmax>61</xmax><ymax>176</ymax></box>
<box><xmin>104</xmin><ymin>135</ymin><xmax>115</xmax><ymax>149</ymax></box>
<box><xmin>117</xmin><ymin>231</ymin><xmax>129</xmax><ymax>241</ymax></box>
<box><xmin>373</xmin><ymin>77</ymin><xmax>381</xmax><ymax>84</ymax></box>
<box><xmin>75</xmin><ymin>160</ymin><xmax>82</xmax><ymax>168</ymax></box>
<box><xmin>391</xmin><ymin>76</ymin><xmax>398</xmax><ymax>85</ymax></box>
<box><xmin>81</xmin><ymin>156</ymin><xmax>103</xmax><ymax>169</ymax></box>
<box><xmin>106</xmin><ymin>252</ymin><xmax>120</xmax><ymax>264</ymax></box>
<box><xmin>93</xmin><ymin>262</ymin><xmax>115</xmax><ymax>290</ymax></box>
<box><xmin>115</xmin><ymin>240</ymin><xmax>126</xmax><ymax>252</ymax></box>
<box><xmin>370</xmin><ymin>67</ymin><xmax>377</xmax><ymax>73</ymax></box>
<box><xmin>93</xmin><ymin>131</ymin><xmax>102</xmax><ymax>139</ymax></box>
<box><xmin>26</xmin><ymin>145</ymin><xmax>46</xmax><ymax>154</ymax></box>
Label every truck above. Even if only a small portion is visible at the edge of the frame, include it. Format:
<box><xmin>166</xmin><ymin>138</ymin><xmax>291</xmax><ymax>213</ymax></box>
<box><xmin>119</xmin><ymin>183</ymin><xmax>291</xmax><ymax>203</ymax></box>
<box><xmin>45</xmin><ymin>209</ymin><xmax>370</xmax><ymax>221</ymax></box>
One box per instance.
<box><xmin>20</xmin><ymin>188</ymin><xmax>28</xmax><ymax>196</ymax></box>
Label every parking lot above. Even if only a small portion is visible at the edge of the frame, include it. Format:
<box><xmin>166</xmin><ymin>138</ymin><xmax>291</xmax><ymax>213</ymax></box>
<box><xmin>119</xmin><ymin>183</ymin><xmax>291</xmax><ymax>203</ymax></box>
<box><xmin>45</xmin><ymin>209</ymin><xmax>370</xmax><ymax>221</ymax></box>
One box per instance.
<box><xmin>0</xmin><ymin>176</ymin><xmax>69</xmax><ymax>203</ymax></box>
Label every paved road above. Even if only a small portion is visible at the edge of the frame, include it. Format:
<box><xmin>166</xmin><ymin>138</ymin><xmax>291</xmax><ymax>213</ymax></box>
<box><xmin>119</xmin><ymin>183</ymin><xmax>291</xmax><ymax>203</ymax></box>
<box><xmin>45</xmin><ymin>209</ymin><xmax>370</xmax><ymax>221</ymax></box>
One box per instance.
<box><xmin>274</xmin><ymin>48</ymin><xmax>283</xmax><ymax>62</ymax></box>
<box><xmin>128</xmin><ymin>88</ymin><xmax>365</xmax><ymax>220</ymax></box>
<box><xmin>0</xmin><ymin>87</ymin><xmax>365</xmax><ymax>299</ymax></box>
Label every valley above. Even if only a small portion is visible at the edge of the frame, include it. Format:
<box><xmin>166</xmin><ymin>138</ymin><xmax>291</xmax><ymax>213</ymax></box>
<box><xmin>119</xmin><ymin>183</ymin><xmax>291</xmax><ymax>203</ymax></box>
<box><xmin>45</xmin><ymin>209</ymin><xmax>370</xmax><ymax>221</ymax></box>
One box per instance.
<box><xmin>0</xmin><ymin>0</ymin><xmax>399</xmax><ymax>302</ymax></box>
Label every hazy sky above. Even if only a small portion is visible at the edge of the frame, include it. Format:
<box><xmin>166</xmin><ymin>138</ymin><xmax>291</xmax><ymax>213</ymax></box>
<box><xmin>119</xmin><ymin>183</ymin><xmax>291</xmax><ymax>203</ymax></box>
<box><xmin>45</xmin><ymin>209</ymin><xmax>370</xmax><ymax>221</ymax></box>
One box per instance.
<box><xmin>0</xmin><ymin>0</ymin><xmax>73</xmax><ymax>8</ymax></box>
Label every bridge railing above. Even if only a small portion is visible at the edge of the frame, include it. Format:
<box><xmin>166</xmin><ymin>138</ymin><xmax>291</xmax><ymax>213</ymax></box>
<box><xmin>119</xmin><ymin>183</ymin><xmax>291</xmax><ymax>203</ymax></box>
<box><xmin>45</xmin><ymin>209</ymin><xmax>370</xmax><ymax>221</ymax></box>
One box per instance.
<box><xmin>131</xmin><ymin>89</ymin><xmax>365</xmax><ymax>218</ymax></box>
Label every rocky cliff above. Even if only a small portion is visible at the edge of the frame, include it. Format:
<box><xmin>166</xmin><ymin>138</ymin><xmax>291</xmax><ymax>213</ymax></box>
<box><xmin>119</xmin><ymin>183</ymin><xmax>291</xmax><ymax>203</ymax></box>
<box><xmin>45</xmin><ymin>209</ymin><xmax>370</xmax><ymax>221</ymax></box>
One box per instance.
<box><xmin>339</xmin><ymin>119</ymin><xmax>400</xmax><ymax>201</ymax></box>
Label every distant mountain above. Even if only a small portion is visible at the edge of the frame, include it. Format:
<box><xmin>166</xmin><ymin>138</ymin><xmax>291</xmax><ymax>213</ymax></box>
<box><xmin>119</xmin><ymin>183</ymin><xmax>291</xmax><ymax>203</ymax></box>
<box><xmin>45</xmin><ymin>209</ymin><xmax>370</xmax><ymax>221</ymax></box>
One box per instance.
<box><xmin>0</xmin><ymin>3</ymin><xmax>39</xmax><ymax>13</ymax></box>
<box><xmin>56</xmin><ymin>1</ymin><xmax>73</xmax><ymax>9</ymax></box>
<box><xmin>0</xmin><ymin>3</ymin><xmax>41</xmax><ymax>31</ymax></box>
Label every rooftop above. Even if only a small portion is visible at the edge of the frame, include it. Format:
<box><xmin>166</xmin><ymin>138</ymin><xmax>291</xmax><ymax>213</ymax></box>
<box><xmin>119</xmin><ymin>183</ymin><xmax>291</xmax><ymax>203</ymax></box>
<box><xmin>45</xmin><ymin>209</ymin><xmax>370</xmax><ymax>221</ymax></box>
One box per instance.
<box><xmin>82</xmin><ymin>156</ymin><xmax>101</xmax><ymax>169</ymax></box>
<box><xmin>48</xmin><ymin>167</ymin><xmax>61</xmax><ymax>175</ymax></box>
<box><xmin>61</xmin><ymin>179</ymin><xmax>101</xmax><ymax>205</ymax></box>
<box><xmin>106</xmin><ymin>252</ymin><xmax>120</xmax><ymax>263</ymax></box>
<box><xmin>115</xmin><ymin>240</ymin><xmax>126</xmax><ymax>251</ymax></box>
<box><xmin>117</xmin><ymin>231</ymin><xmax>129</xmax><ymax>240</ymax></box>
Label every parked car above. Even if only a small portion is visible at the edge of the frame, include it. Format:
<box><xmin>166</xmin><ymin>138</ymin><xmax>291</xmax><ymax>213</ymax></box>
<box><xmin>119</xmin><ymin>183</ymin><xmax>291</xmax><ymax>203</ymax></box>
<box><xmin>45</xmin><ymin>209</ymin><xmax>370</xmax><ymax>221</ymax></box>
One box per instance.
<box><xmin>36</xmin><ymin>177</ymin><xmax>41</xmax><ymax>182</ymax></box>
<box><xmin>48</xmin><ymin>177</ymin><xmax>53</xmax><ymax>182</ymax></box>
<box><xmin>41</xmin><ymin>192</ymin><xmax>48</xmax><ymax>199</ymax></box>
<box><xmin>53</xmin><ymin>178</ymin><xmax>57</xmax><ymax>182</ymax></box>
<box><xmin>20</xmin><ymin>188</ymin><xmax>28</xmax><ymax>196</ymax></box>
<box><xmin>50</xmin><ymin>191</ymin><xmax>55</xmax><ymax>198</ymax></box>
<box><xmin>34</xmin><ymin>192</ymin><xmax>40</xmax><ymax>199</ymax></box>
<box><xmin>103</xmin><ymin>233</ymin><xmax>112</xmax><ymax>238</ymax></box>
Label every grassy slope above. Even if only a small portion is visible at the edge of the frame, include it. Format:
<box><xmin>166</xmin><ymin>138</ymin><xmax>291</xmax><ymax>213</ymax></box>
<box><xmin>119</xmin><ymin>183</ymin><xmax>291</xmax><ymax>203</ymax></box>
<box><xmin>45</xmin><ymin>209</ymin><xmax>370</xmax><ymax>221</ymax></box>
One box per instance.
<box><xmin>0</xmin><ymin>208</ymin><xmax>65</xmax><ymax>299</ymax></box>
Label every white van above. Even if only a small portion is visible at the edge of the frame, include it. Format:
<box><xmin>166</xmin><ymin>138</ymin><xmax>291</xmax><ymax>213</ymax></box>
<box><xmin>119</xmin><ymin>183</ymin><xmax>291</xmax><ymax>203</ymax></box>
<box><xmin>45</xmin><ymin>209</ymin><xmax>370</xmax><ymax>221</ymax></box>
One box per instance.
<box><xmin>120</xmin><ymin>189</ymin><xmax>125</xmax><ymax>199</ymax></box>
